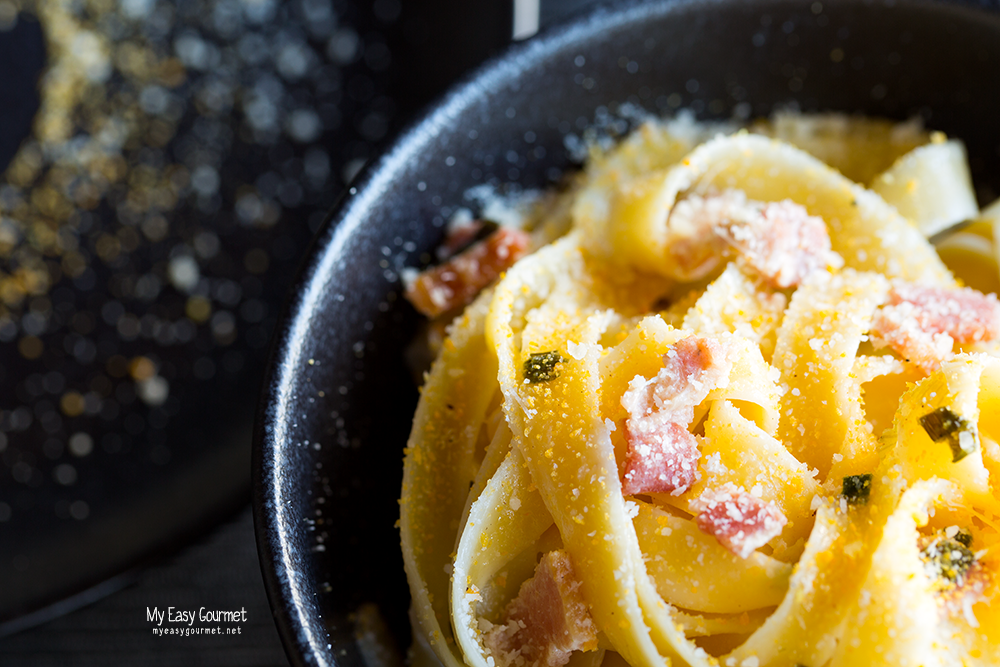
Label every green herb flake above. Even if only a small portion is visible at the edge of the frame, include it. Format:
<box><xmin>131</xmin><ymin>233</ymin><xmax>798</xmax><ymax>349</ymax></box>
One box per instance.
<box><xmin>918</xmin><ymin>406</ymin><xmax>979</xmax><ymax>462</ymax></box>
<box><xmin>523</xmin><ymin>351</ymin><xmax>564</xmax><ymax>384</ymax></box>
<box><xmin>842</xmin><ymin>473</ymin><xmax>872</xmax><ymax>505</ymax></box>
<box><xmin>955</xmin><ymin>528</ymin><xmax>974</xmax><ymax>548</ymax></box>
<box><xmin>920</xmin><ymin>534</ymin><xmax>976</xmax><ymax>586</ymax></box>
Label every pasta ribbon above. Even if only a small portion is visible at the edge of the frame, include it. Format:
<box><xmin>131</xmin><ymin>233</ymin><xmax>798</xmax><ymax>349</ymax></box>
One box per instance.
<box><xmin>681</xmin><ymin>263</ymin><xmax>786</xmax><ymax>362</ymax></box>
<box><xmin>608</xmin><ymin>134</ymin><xmax>951</xmax><ymax>284</ymax></box>
<box><xmin>452</xmin><ymin>446</ymin><xmax>556</xmax><ymax>666</ymax></box>
<box><xmin>890</xmin><ymin>354</ymin><xmax>1000</xmax><ymax>512</ymax></box>
<box><xmin>488</xmin><ymin>241</ymin><xmax>711</xmax><ymax>667</ymax></box>
<box><xmin>634</xmin><ymin>500</ymin><xmax>792</xmax><ymax>614</ymax></box>
<box><xmin>871</xmin><ymin>139</ymin><xmax>978</xmax><ymax>238</ymax></box>
<box><xmin>683</xmin><ymin>399</ymin><xmax>819</xmax><ymax>554</ymax></box>
<box><xmin>752</xmin><ymin>111</ymin><xmax>928</xmax><ymax>184</ymax></box>
<box><xmin>772</xmin><ymin>269</ymin><xmax>889</xmax><ymax>480</ymax></box>
<box><xmin>722</xmin><ymin>497</ymin><xmax>879</xmax><ymax>667</ymax></box>
<box><xmin>401</xmin><ymin>293</ymin><xmax>502</xmax><ymax>667</ymax></box>
<box><xmin>829</xmin><ymin>479</ymin><xmax>991</xmax><ymax>666</ymax></box>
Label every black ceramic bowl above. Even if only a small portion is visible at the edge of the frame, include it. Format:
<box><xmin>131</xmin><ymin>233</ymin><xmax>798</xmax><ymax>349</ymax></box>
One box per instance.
<box><xmin>253</xmin><ymin>1</ymin><xmax>1000</xmax><ymax>665</ymax></box>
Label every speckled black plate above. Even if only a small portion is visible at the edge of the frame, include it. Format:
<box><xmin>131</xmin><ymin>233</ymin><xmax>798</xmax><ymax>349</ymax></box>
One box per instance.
<box><xmin>253</xmin><ymin>0</ymin><xmax>1000</xmax><ymax>665</ymax></box>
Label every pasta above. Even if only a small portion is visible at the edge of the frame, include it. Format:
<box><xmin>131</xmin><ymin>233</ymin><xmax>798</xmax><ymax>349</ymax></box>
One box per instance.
<box><xmin>399</xmin><ymin>113</ymin><xmax>1000</xmax><ymax>667</ymax></box>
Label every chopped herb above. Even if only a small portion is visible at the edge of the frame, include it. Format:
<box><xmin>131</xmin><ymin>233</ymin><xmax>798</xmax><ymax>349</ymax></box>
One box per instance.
<box><xmin>918</xmin><ymin>406</ymin><xmax>979</xmax><ymax>462</ymax></box>
<box><xmin>524</xmin><ymin>351</ymin><xmax>564</xmax><ymax>384</ymax></box>
<box><xmin>919</xmin><ymin>406</ymin><xmax>965</xmax><ymax>441</ymax></box>
<box><xmin>842</xmin><ymin>474</ymin><xmax>872</xmax><ymax>505</ymax></box>
<box><xmin>955</xmin><ymin>528</ymin><xmax>974</xmax><ymax>548</ymax></box>
<box><xmin>920</xmin><ymin>533</ymin><xmax>976</xmax><ymax>586</ymax></box>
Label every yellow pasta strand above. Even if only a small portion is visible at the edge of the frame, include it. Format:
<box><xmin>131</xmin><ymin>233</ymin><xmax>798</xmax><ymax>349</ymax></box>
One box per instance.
<box><xmin>830</xmin><ymin>480</ymin><xmax>958</xmax><ymax>667</ymax></box>
<box><xmin>401</xmin><ymin>293</ymin><xmax>502</xmax><ymax>667</ymax></box>
<box><xmin>723</xmin><ymin>497</ymin><xmax>879</xmax><ymax>667</ymax></box>
<box><xmin>890</xmin><ymin>354</ymin><xmax>1000</xmax><ymax>512</ymax></box>
<box><xmin>773</xmin><ymin>269</ymin><xmax>889</xmax><ymax>480</ymax></box>
<box><xmin>634</xmin><ymin>501</ymin><xmax>792</xmax><ymax>614</ymax></box>
<box><xmin>686</xmin><ymin>400</ymin><xmax>819</xmax><ymax>554</ymax></box>
<box><xmin>609</xmin><ymin>134</ymin><xmax>952</xmax><ymax>284</ymax></box>
<box><xmin>682</xmin><ymin>263</ymin><xmax>787</xmax><ymax>362</ymax></box>
<box><xmin>452</xmin><ymin>447</ymin><xmax>555</xmax><ymax>666</ymax></box>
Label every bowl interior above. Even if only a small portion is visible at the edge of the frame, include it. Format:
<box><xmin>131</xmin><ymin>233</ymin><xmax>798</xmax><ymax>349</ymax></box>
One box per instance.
<box><xmin>254</xmin><ymin>1</ymin><xmax>1000</xmax><ymax>665</ymax></box>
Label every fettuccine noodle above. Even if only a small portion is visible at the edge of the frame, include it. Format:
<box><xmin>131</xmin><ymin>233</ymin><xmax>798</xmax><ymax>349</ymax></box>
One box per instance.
<box><xmin>400</xmin><ymin>114</ymin><xmax>1000</xmax><ymax>667</ymax></box>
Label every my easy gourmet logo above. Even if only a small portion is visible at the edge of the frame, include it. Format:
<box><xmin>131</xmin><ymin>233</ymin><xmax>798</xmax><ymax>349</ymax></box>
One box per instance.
<box><xmin>147</xmin><ymin>606</ymin><xmax>248</xmax><ymax>636</ymax></box>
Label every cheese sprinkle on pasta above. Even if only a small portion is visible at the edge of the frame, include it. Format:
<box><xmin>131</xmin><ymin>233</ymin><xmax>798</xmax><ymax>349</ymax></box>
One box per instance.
<box><xmin>400</xmin><ymin>114</ymin><xmax>1000</xmax><ymax>667</ymax></box>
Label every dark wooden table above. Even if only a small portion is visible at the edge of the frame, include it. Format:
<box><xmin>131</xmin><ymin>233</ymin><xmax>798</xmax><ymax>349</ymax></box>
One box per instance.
<box><xmin>0</xmin><ymin>506</ymin><xmax>289</xmax><ymax>666</ymax></box>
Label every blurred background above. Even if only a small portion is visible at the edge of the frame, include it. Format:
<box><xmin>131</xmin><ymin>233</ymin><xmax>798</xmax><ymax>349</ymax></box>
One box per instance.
<box><xmin>0</xmin><ymin>0</ymin><xmax>597</xmax><ymax>664</ymax></box>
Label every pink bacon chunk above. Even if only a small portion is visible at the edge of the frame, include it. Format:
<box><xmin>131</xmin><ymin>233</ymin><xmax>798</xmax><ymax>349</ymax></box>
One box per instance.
<box><xmin>404</xmin><ymin>227</ymin><xmax>530</xmax><ymax>317</ymax></box>
<box><xmin>622</xmin><ymin>422</ymin><xmax>700</xmax><ymax>496</ymax></box>
<box><xmin>693</xmin><ymin>483</ymin><xmax>787</xmax><ymax>559</ymax></box>
<box><xmin>665</xmin><ymin>193</ymin><xmax>735</xmax><ymax>280</ymax></box>
<box><xmin>666</xmin><ymin>190</ymin><xmax>840</xmax><ymax>287</ymax></box>
<box><xmin>620</xmin><ymin>336</ymin><xmax>733</xmax><ymax>496</ymax></box>
<box><xmin>482</xmin><ymin>550</ymin><xmax>598</xmax><ymax>667</ymax></box>
<box><xmin>871</xmin><ymin>282</ymin><xmax>1000</xmax><ymax>371</ymax></box>
<box><xmin>624</xmin><ymin>336</ymin><xmax>733</xmax><ymax>421</ymax></box>
<box><xmin>715</xmin><ymin>199</ymin><xmax>839</xmax><ymax>289</ymax></box>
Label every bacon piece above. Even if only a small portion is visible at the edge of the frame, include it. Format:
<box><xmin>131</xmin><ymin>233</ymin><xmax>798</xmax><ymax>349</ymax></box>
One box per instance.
<box><xmin>620</xmin><ymin>336</ymin><xmax>733</xmax><ymax>496</ymax></box>
<box><xmin>622</xmin><ymin>421</ymin><xmax>700</xmax><ymax>496</ymax></box>
<box><xmin>871</xmin><ymin>282</ymin><xmax>1000</xmax><ymax>371</ymax></box>
<box><xmin>692</xmin><ymin>483</ymin><xmax>787</xmax><ymax>559</ymax></box>
<box><xmin>665</xmin><ymin>193</ymin><xmax>737</xmax><ymax>280</ymax></box>
<box><xmin>622</xmin><ymin>336</ymin><xmax>733</xmax><ymax>421</ymax></box>
<box><xmin>482</xmin><ymin>550</ymin><xmax>598</xmax><ymax>667</ymax></box>
<box><xmin>666</xmin><ymin>190</ymin><xmax>840</xmax><ymax>287</ymax></box>
<box><xmin>405</xmin><ymin>227</ymin><xmax>530</xmax><ymax>317</ymax></box>
<box><xmin>715</xmin><ymin>199</ymin><xmax>839</xmax><ymax>289</ymax></box>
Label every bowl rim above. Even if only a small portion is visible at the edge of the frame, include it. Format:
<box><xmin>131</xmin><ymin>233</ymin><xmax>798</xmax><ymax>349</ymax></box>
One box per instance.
<box><xmin>251</xmin><ymin>0</ymin><xmax>1000</xmax><ymax>664</ymax></box>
